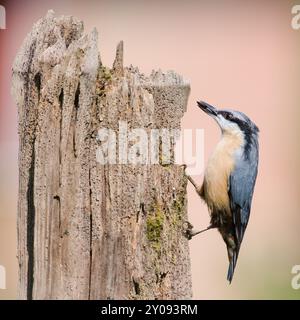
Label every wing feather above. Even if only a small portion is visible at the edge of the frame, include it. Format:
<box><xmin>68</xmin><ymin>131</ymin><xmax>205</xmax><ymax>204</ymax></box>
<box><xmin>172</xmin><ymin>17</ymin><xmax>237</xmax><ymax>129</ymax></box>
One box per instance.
<box><xmin>227</xmin><ymin>139</ymin><xmax>259</xmax><ymax>282</ymax></box>
<box><xmin>229</xmin><ymin>150</ymin><xmax>258</xmax><ymax>248</ymax></box>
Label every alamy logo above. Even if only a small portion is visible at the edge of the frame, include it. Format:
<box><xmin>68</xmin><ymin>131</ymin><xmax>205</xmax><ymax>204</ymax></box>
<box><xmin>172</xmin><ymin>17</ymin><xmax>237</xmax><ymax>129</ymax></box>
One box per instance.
<box><xmin>291</xmin><ymin>265</ymin><xmax>300</xmax><ymax>290</ymax></box>
<box><xmin>0</xmin><ymin>265</ymin><xmax>6</xmax><ymax>289</ymax></box>
<box><xmin>96</xmin><ymin>121</ymin><xmax>204</xmax><ymax>175</ymax></box>
<box><xmin>291</xmin><ymin>5</ymin><xmax>300</xmax><ymax>30</ymax></box>
<box><xmin>0</xmin><ymin>5</ymin><xmax>6</xmax><ymax>30</ymax></box>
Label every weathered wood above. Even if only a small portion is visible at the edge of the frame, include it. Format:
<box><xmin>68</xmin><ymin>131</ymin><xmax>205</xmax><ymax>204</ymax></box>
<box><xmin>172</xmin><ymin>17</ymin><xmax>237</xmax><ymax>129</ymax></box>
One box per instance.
<box><xmin>12</xmin><ymin>11</ymin><xmax>192</xmax><ymax>300</ymax></box>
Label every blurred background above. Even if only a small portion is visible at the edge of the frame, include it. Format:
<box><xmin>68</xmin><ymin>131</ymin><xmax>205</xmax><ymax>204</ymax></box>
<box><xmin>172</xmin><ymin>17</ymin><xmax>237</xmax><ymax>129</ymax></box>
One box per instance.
<box><xmin>0</xmin><ymin>0</ymin><xmax>300</xmax><ymax>299</ymax></box>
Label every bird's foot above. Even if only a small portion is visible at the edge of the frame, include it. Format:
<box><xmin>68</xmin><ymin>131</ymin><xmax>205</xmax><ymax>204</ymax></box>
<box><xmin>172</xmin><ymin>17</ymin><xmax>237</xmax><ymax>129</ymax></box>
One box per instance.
<box><xmin>182</xmin><ymin>220</ymin><xmax>195</xmax><ymax>240</ymax></box>
<box><xmin>183</xmin><ymin>222</ymin><xmax>214</xmax><ymax>240</ymax></box>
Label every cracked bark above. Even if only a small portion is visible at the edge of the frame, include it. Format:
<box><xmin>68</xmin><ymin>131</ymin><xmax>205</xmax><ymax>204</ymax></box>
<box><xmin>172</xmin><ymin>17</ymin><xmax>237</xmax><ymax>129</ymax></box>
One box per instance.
<box><xmin>12</xmin><ymin>11</ymin><xmax>192</xmax><ymax>300</ymax></box>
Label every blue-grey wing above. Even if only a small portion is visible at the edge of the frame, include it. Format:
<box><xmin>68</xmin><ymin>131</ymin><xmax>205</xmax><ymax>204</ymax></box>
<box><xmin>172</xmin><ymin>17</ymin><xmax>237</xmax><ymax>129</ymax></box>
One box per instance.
<box><xmin>229</xmin><ymin>141</ymin><xmax>259</xmax><ymax>247</ymax></box>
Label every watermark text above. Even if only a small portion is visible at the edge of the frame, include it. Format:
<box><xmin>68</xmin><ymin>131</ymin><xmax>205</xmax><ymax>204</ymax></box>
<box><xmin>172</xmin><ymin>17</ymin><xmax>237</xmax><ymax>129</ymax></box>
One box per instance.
<box><xmin>291</xmin><ymin>265</ymin><xmax>300</xmax><ymax>289</ymax></box>
<box><xmin>0</xmin><ymin>5</ymin><xmax>6</xmax><ymax>30</ymax></box>
<box><xmin>291</xmin><ymin>5</ymin><xmax>300</xmax><ymax>30</ymax></box>
<box><xmin>0</xmin><ymin>265</ymin><xmax>6</xmax><ymax>289</ymax></box>
<box><xmin>96</xmin><ymin>121</ymin><xmax>204</xmax><ymax>175</ymax></box>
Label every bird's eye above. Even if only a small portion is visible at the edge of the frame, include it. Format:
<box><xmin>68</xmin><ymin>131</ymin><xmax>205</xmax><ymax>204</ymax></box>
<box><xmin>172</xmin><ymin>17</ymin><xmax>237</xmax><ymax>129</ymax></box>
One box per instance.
<box><xmin>225</xmin><ymin>113</ymin><xmax>233</xmax><ymax>120</ymax></box>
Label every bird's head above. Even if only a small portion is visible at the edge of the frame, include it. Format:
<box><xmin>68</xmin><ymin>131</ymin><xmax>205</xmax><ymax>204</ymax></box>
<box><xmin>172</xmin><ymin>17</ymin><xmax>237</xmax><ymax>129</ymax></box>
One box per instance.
<box><xmin>197</xmin><ymin>101</ymin><xmax>259</xmax><ymax>137</ymax></box>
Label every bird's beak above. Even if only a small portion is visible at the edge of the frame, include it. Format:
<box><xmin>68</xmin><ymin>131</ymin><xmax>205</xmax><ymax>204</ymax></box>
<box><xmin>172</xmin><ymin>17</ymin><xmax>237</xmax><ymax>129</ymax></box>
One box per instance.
<box><xmin>197</xmin><ymin>101</ymin><xmax>218</xmax><ymax>117</ymax></box>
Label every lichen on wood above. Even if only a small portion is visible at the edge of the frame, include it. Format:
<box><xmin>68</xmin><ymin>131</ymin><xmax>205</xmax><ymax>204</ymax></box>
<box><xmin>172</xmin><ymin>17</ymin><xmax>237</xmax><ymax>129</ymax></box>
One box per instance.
<box><xmin>12</xmin><ymin>10</ymin><xmax>192</xmax><ymax>300</ymax></box>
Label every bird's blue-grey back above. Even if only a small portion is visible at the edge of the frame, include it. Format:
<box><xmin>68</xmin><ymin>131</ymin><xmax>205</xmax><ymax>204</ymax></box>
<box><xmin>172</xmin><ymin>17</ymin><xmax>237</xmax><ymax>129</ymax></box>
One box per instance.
<box><xmin>227</xmin><ymin>130</ymin><xmax>259</xmax><ymax>282</ymax></box>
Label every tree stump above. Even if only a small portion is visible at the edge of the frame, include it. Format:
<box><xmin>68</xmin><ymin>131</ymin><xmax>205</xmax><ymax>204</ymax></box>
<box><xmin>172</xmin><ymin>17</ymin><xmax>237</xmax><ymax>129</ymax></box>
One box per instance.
<box><xmin>12</xmin><ymin>11</ymin><xmax>192</xmax><ymax>300</ymax></box>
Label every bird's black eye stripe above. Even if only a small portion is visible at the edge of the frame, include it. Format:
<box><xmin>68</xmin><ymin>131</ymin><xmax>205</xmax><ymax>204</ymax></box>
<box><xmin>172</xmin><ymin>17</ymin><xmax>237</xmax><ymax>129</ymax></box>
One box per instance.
<box><xmin>219</xmin><ymin>111</ymin><xmax>234</xmax><ymax>120</ymax></box>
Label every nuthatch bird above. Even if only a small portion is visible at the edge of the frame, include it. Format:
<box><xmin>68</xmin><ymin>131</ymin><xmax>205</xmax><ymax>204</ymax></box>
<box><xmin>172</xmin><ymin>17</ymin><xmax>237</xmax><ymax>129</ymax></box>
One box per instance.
<box><xmin>185</xmin><ymin>101</ymin><xmax>259</xmax><ymax>283</ymax></box>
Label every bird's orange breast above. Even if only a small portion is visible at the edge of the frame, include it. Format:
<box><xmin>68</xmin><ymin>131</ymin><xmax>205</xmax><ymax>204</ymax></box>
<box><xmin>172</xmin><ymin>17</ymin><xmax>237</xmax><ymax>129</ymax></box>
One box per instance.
<box><xmin>202</xmin><ymin>131</ymin><xmax>244</xmax><ymax>213</ymax></box>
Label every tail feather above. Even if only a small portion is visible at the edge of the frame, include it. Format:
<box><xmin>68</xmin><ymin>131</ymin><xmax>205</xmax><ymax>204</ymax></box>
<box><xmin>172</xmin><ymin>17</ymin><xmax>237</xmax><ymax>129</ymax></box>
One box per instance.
<box><xmin>226</xmin><ymin>247</ymin><xmax>240</xmax><ymax>283</ymax></box>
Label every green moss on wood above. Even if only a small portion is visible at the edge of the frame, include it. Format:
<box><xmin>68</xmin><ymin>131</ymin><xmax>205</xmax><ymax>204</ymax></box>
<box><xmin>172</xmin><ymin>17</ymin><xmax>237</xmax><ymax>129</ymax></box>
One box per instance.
<box><xmin>96</xmin><ymin>66</ymin><xmax>112</xmax><ymax>96</ymax></box>
<box><xmin>171</xmin><ymin>191</ymin><xmax>185</xmax><ymax>227</ymax></box>
<box><xmin>146</xmin><ymin>203</ymin><xmax>165</xmax><ymax>252</ymax></box>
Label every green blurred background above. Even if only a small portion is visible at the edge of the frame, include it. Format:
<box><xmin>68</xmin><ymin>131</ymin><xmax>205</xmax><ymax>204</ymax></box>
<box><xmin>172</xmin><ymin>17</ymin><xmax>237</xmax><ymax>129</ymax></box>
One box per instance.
<box><xmin>0</xmin><ymin>0</ymin><xmax>300</xmax><ymax>299</ymax></box>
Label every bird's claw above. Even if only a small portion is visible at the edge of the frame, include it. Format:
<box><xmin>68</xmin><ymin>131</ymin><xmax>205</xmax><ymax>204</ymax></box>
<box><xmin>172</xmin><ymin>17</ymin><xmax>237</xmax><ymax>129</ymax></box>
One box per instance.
<box><xmin>184</xmin><ymin>229</ymin><xmax>194</xmax><ymax>240</ymax></box>
<box><xmin>183</xmin><ymin>220</ymin><xmax>194</xmax><ymax>240</ymax></box>
<box><xmin>183</xmin><ymin>221</ymin><xmax>214</xmax><ymax>240</ymax></box>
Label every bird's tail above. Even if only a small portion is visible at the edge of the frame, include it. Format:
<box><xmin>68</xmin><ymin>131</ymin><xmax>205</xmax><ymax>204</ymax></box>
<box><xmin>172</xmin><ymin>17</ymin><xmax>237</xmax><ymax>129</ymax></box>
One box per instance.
<box><xmin>226</xmin><ymin>240</ymin><xmax>240</xmax><ymax>283</ymax></box>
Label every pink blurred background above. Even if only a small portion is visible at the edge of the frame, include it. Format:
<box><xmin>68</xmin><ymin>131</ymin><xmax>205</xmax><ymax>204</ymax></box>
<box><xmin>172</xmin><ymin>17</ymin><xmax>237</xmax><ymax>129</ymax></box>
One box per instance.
<box><xmin>0</xmin><ymin>0</ymin><xmax>300</xmax><ymax>299</ymax></box>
